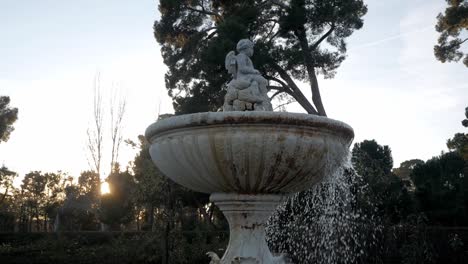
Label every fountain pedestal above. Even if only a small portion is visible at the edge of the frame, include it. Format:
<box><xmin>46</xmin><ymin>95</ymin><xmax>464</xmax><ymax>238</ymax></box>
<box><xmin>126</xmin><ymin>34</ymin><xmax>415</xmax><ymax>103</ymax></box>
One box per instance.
<box><xmin>211</xmin><ymin>193</ymin><xmax>285</xmax><ymax>264</ymax></box>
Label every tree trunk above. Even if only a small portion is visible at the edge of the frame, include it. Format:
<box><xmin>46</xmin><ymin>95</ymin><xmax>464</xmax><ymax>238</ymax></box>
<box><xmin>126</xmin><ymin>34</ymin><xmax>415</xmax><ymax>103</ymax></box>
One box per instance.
<box><xmin>163</xmin><ymin>221</ymin><xmax>170</xmax><ymax>264</ymax></box>
<box><xmin>270</xmin><ymin>63</ymin><xmax>319</xmax><ymax>115</ymax></box>
<box><xmin>148</xmin><ymin>205</ymin><xmax>155</xmax><ymax>231</ymax></box>
<box><xmin>296</xmin><ymin>27</ymin><xmax>327</xmax><ymax>116</ymax></box>
<box><xmin>35</xmin><ymin>207</ymin><xmax>40</xmax><ymax>232</ymax></box>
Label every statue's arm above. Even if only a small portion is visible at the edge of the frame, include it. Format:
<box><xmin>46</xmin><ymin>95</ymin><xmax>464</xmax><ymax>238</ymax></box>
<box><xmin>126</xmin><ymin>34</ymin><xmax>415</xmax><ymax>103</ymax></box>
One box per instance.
<box><xmin>237</xmin><ymin>55</ymin><xmax>259</xmax><ymax>75</ymax></box>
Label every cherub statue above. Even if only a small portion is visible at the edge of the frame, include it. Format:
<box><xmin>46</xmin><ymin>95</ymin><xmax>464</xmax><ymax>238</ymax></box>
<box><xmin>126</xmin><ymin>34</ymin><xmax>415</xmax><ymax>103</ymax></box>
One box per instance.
<box><xmin>223</xmin><ymin>39</ymin><xmax>273</xmax><ymax>112</ymax></box>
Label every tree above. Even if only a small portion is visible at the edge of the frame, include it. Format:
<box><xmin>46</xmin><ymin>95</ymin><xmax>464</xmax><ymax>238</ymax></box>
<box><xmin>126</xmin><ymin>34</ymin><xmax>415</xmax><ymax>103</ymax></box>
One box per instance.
<box><xmin>447</xmin><ymin>133</ymin><xmax>468</xmax><ymax>160</ymax></box>
<box><xmin>0</xmin><ymin>166</ymin><xmax>17</xmax><ymax>205</ymax></box>
<box><xmin>393</xmin><ymin>159</ymin><xmax>424</xmax><ymax>188</ymax></box>
<box><xmin>130</xmin><ymin>135</ymin><xmax>162</xmax><ymax>231</ymax></box>
<box><xmin>59</xmin><ymin>172</ymin><xmax>101</xmax><ymax>231</ymax></box>
<box><xmin>18</xmin><ymin>171</ymin><xmax>68</xmax><ymax>232</ymax></box>
<box><xmin>434</xmin><ymin>0</ymin><xmax>468</xmax><ymax>67</ymax></box>
<box><xmin>99</xmin><ymin>168</ymin><xmax>136</xmax><ymax>230</ymax></box>
<box><xmin>352</xmin><ymin>139</ymin><xmax>393</xmax><ymax>177</ymax></box>
<box><xmin>447</xmin><ymin>107</ymin><xmax>468</xmax><ymax>161</ymax></box>
<box><xmin>352</xmin><ymin>140</ymin><xmax>414</xmax><ymax>223</ymax></box>
<box><xmin>87</xmin><ymin>75</ymin><xmax>104</xmax><ymax>177</ymax></box>
<box><xmin>109</xmin><ymin>91</ymin><xmax>126</xmax><ymax>173</ymax></box>
<box><xmin>410</xmin><ymin>152</ymin><xmax>467</xmax><ymax>225</ymax></box>
<box><xmin>0</xmin><ymin>167</ymin><xmax>17</xmax><ymax>231</ymax></box>
<box><xmin>0</xmin><ymin>96</ymin><xmax>18</xmax><ymax>143</ymax></box>
<box><xmin>154</xmin><ymin>0</ymin><xmax>367</xmax><ymax>115</ymax></box>
<box><xmin>462</xmin><ymin>106</ymin><xmax>468</xmax><ymax>127</ymax></box>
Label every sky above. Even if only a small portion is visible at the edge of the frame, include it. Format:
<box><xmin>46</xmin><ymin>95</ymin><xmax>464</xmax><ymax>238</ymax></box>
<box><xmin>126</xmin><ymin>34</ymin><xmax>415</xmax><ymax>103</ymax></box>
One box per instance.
<box><xmin>1</xmin><ymin>0</ymin><xmax>467</xmax><ymax>182</ymax></box>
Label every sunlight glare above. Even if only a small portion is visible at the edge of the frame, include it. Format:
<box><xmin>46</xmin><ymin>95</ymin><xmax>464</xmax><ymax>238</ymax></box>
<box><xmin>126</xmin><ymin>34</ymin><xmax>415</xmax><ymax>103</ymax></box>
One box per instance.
<box><xmin>101</xmin><ymin>182</ymin><xmax>110</xmax><ymax>195</ymax></box>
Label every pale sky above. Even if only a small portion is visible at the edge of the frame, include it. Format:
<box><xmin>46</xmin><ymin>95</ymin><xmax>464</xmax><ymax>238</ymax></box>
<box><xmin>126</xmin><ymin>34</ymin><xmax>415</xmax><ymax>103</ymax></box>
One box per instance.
<box><xmin>1</xmin><ymin>0</ymin><xmax>467</xmax><ymax>181</ymax></box>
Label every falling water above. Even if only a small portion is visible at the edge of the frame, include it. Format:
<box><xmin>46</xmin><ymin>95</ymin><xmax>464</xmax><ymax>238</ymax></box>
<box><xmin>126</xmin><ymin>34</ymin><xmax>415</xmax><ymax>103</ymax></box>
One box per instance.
<box><xmin>266</xmin><ymin>156</ymin><xmax>382</xmax><ymax>264</ymax></box>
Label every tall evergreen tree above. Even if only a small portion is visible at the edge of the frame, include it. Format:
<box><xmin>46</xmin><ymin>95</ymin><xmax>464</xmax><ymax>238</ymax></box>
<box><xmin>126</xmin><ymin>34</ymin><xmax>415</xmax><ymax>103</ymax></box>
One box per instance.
<box><xmin>154</xmin><ymin>0</ymin><xmax>367</xmax><ymax>115</ymax></box>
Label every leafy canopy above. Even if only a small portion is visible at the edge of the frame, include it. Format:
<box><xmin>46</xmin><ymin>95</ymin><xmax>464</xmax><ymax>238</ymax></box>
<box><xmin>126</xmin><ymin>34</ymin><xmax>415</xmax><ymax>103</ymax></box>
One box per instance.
<box><xmin>154</xmin><ymin>0</ymin><xmax>367</xmax><ymax>115</ymax></box>
<box><xmin>410</xmin><ymin>152</ymin><xmax>467</xmax><ymax>225</ymax></box>
<box><xmin>434</xmin><ymin>0</ymin><xmax>468</xmax><ymax>67</ymax></box>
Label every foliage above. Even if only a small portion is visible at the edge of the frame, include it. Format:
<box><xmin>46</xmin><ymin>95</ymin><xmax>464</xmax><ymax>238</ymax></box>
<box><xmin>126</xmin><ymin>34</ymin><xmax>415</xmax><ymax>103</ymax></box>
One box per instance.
<box><xmin>351</xmin><ymin>140</ymin><xmax>414</xmax><ymax>224</ymax></box>
<box><xmin>447</xmin><ymin>133</ymin><xmax>468</xmax><ymax>160</ymax></box>
<box><xmin>154</xmin><ymin>0</ymin><xmax>367</xmax><ymax>115</ymax></box>
<box><xmin>0</xmin><ymin>96</ymin><xmax>18</xmax><ymax>143</ymax></box>
<box><xmin>410</xmin><ymin>151</ymin><xmax>467</xmax><ymax>226</ymax></box>
<box><xmin>463</xmin><ymin>106</ymin><xmax>468</xmax><ymax>127</ymax></box>
<box><xmin>434</xmin><ymin>0</ymin><xmax>468</xmax><ymax>67</ymax></box>
<box><xmin>393</xmin><ymin>159</ymin><xmax>424</xmax><ymax>180</ymax></box>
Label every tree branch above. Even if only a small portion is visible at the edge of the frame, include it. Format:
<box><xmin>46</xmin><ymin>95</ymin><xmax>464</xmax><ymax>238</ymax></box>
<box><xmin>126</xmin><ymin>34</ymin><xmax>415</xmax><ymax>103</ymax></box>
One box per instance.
<box><xmin>267</xmin><ymin>85</ymin><xmax>284</xmax><ymax>91</ymax></box>
<box><xmin>269</xmin><ymin>89</ymin><xmax>284</xmax><ymax>100</ymax></box>
<box><xmin>184</xmin><ymin>6</ymin><xmax>222</xmax><ymax>20</ymax></box>
<box><xmin>266</xmin><ymin>76</ymin><xmax>288</xmax><ymax>89</ymax></box>
<box><xmin>311</xmin><ymin>24</ymin><xmax>335</xmax><ymax>51</ymax></box>
<box><xmin>274</xmin><ymin>99</ymin><xmax>296</xmax><ymax>111</ymax></box>
<box><xmin>295</xmin><ymin>27</ymin><xmax>327</xmax><ymax>116</ymax></box>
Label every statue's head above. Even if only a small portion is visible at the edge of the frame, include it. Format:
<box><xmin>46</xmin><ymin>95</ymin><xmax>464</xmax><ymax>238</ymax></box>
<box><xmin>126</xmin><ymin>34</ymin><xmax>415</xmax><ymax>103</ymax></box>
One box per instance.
<box><xmin>236</xmin><ymin>39</ymin><xmax>254</xmax><ymax>56</ymax></box>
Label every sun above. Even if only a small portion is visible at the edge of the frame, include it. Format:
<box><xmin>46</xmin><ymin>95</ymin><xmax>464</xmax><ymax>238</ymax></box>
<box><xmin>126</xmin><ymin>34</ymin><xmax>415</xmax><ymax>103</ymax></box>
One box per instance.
<box><xmin>101</xmin><ymin>182</ymin><xmax>110</xmax><ymax>195</ymax></box>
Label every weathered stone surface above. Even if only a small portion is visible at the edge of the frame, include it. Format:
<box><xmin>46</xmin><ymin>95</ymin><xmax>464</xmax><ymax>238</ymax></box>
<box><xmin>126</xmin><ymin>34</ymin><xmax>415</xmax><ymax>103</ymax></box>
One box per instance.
<box><xmin>145</xmin><ymin>111</ymin><xmax>354</xmax><ymax>194</ymax></box>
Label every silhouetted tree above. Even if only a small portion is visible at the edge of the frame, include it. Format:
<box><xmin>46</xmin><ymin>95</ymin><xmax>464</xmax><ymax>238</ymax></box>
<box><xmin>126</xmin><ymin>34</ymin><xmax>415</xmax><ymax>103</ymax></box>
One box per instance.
<box><xmin>99</xmin><ymin>168</ymin><xmax>136</xmax><ymax>230</ymax></box>
<box><xmin>154</xmin><ymin>0</ymin><xmax>367</xmax><ymax>115</ymax></box>
<box><xmin>411</xmin><ymin>152</ymin><xmax>467</xmax><ymax>225</ymax></box>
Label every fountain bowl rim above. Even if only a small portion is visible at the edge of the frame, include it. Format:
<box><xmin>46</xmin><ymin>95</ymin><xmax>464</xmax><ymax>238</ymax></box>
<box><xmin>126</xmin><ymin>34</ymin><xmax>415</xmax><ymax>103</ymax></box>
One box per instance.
<box><xmin>145</xmin><ymin>111</ymin><xmax>354</xmax><ymax>141</ymax></box>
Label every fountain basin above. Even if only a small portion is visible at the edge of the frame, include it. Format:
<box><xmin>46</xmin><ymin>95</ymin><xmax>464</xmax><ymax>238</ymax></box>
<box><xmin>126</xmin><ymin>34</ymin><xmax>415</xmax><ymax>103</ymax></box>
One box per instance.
<box><xmin>145</xmin><ymin>111</ymin><xmax>354</xmax><ymax>194</ymax></box>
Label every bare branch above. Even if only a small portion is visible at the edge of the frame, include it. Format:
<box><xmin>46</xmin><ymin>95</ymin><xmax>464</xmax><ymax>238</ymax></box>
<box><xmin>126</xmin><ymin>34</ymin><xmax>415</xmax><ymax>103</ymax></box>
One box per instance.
<box><xmin>274</xmin><ymin>98</ymin><xmax>296</xmax><ymax>111</ymax></box>
<box><xmin>87</xmin><ymin>73</ymin><xmax>104</xmax><ymax>176</ymax></box>
<box><xmin>110</xmin><ymin>87</ymin><xmax>126</xmax><ymax>173</ymax></box>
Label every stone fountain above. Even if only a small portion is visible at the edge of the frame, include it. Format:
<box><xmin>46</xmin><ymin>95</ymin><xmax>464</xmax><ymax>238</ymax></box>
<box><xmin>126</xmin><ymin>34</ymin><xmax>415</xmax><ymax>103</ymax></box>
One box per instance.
<box><xmin>145</xmin><ymin>39</ymin><xmax>354</xmax><ymax>264</ymax></box>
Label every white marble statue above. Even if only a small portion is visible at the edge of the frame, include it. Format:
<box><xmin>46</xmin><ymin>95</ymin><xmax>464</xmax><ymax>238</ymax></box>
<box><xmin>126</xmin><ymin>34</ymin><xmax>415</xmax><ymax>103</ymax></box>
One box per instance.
<box><xmin>223</xmin><ymin>39</ymin><xmax>273</xmax><ymax>112</ymax></box>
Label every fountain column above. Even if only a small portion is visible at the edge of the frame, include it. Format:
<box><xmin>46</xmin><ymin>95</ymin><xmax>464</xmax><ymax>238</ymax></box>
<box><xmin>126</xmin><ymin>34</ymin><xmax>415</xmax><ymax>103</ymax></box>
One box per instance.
<box><xmin>210</xmin><ymin>193</ymin><xmax>285</xmax><ymax>264</ymax></box>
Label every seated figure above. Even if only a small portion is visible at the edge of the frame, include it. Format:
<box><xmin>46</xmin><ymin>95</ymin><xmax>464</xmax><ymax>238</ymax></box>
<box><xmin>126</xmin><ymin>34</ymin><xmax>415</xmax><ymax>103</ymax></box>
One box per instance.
<box><xmin>223</xmin><ymin>39</ymin><xmax>273</xmax><ymax>111</ymax></box>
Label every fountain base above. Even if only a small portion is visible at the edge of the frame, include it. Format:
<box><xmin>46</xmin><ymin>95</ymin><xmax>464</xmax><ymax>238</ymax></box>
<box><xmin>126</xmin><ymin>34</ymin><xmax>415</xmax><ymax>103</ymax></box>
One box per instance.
<box><xmin>209</xmin><ymin>193</ymin><xmax>289</xmax><ymax>264</ymax></box>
